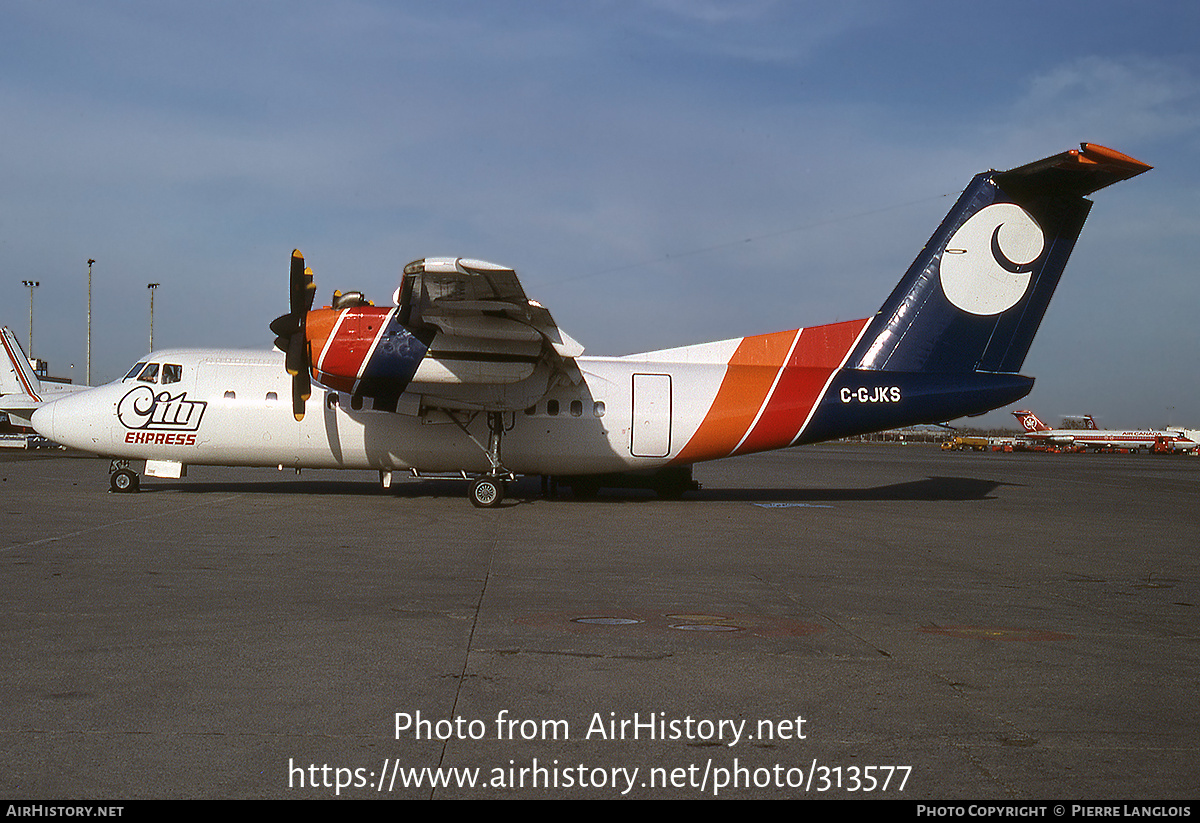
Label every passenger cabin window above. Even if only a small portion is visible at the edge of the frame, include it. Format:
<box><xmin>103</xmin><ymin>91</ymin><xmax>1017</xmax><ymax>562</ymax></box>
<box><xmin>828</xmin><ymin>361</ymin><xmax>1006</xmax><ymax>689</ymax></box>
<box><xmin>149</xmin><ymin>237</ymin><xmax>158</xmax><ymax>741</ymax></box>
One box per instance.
<box><xmin>124</xmin><ymin>362</ymin><xmax>148</xmax><ymax>380</ymax></box>
<box><xmin>224</xmin><ymin>391</ymin><xmax>236</xmax><ymax>400</ymax></box>
<box><xmin>570</xmin><ymin>400</ymin><xmax>583</xmax><ymax>417</ymax></box>
<box><xmin>137</xmin><ymin>363</ymin><xmax>160</xmax><ymax>383</ymax></box>
<box><xmin>547</xmin><ymin>399</ymin><xmax>559</xmax><ymax>416</ymax></box>
<box><xmin>266</xmin><ymin>392</ymin><xmax>278</xmax><ymax>403</ymax></box>
<box><xmin>161</xmin><ymin>364</ymin><xmax>182</xmax><ymax>385</ymax></box>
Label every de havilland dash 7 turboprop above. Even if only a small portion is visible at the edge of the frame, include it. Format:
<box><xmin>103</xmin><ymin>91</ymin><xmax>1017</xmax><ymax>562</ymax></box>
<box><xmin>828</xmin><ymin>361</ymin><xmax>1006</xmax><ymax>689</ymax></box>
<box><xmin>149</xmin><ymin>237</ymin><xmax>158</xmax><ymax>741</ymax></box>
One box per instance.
<box><xmin>26</xmin><ymin>144</ymin><xmax>1151</xmax><ymax>506</ymax></box>
<box><xmin>1012</xmin><ymin>410</ymin><xmax>1198</xmax><ymax>453</ymax></box>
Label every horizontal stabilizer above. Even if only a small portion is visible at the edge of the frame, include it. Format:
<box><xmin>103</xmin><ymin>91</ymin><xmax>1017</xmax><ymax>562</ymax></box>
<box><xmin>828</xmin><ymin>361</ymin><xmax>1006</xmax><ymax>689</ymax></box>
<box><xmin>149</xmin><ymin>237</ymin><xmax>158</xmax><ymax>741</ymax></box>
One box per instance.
<box><xmin>993</xmin><ymin>143</ymin><xmax>1152</xmax><ymax>199</ymax></box>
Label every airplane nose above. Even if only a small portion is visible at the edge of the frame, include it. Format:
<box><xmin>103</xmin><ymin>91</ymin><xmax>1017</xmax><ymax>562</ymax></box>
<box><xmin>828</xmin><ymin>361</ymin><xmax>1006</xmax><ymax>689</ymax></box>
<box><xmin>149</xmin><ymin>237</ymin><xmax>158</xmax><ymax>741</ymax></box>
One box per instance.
<box><xmin>30</xmin><ymin>390</ymin><xmax>109</xmax><ymax>452</ymax></box>
<box><xmin>31</xmin><ymin>403</ymin><xmax>55</xmax><ymax>442</ymax></box>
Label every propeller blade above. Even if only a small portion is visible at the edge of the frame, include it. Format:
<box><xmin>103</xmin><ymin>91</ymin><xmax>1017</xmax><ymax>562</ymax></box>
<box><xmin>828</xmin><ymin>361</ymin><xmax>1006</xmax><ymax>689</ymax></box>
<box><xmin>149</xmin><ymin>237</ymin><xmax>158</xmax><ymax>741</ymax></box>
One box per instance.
<box><xmin>289</xmin><ymin>250</ymin><xmax>307</xmax><ymax>313</ymax></box>
<box><xmin>301</xmin><ymin>266</ymin><xmax>316</xmax><ymax>313</ymax></box>
<box><xmin>285</xmin><ymin>327</ymin><xmax>305</xmax><ymax>376</ymax></box>
<box><xmin>291</xmin><ymin>252</ymin><xmax>316</xmax><ymax>316</ymax></box>
<box><xmin>292</xmin><ymin>370</ymin><xmax>310</xmax><ymax>421</ymax></box>
<box><xmin>281</xmin><ymin>250</ymin><xmax>317</xmax><ymax>419</ymax></box>
<box><xmin>269</xmin><ymin>313</ymin><xmax>298</xmax><ymax>339</ymax></box>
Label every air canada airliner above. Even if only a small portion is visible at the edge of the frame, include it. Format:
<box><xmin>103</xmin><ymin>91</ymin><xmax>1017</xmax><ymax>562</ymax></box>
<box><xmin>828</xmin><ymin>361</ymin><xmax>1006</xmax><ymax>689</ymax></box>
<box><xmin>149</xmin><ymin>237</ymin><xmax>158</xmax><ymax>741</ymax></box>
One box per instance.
<box><xmin>1013</xmin><ymin>410</ymin><xmax>1196</xmax><ymax>453</ymax></box>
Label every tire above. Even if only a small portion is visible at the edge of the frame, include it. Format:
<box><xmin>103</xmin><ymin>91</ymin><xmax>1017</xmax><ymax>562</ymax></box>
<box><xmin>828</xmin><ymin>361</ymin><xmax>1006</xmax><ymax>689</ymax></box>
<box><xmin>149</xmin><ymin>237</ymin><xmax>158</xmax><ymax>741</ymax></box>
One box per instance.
<box><xmin>110</xmin><ymin>468</ymin><xmax>139</xmax><ymax>493</ymax></box>
<box><xmin>470</xmin><ymin>476</ymin><xmax>504</xmax><ymax>508</ymax></box>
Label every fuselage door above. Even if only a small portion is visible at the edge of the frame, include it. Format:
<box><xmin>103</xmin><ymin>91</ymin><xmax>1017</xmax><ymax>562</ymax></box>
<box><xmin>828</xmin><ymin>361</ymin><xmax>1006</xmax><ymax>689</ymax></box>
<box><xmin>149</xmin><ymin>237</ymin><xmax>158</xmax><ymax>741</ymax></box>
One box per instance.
<box><xmin>630</xmin><ymin>373</ymin><xmax>671</xmax><ymax>458</ymax></box>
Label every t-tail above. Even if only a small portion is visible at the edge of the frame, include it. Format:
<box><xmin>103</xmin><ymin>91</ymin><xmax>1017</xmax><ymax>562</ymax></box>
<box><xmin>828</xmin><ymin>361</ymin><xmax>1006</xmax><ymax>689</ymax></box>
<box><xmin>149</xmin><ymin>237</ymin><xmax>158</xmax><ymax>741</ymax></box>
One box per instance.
<box><xmin>795</xmin><ymin>143</ymin><xmax>1151</xmax><ymax>443</ymax></box>
<box><xmin>671</xmin><ymin>144</ymin><xmax>1149</xmax><ymax>463</ymax></box>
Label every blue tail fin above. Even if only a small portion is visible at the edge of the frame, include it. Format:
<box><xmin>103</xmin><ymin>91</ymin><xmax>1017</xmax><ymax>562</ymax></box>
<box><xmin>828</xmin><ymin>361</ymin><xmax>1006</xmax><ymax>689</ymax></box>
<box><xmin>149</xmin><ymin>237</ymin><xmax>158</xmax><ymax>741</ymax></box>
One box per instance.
<box><xmin>799</xmin><ymin>144</ymin><xmax>1150</xmax><ymax>441</ymax></box>
<box><xmin>850</xmin><ymin>143</ymin><xmax>1150</xmax><ymax>375</ymax></box>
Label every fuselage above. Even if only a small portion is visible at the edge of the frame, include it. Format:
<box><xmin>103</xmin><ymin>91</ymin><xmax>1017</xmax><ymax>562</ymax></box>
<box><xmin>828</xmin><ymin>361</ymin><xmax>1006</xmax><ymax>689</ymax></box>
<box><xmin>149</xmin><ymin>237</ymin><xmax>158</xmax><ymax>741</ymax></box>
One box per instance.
<box><xmin>31</xmin><ymin>327</ymin><xmax>865</xmax><ymax>476</ymax></box>
<box><xmin>31</xmin><ymin>313</ymin><xmax>1043</xmax><ymax>476</ymax></box>
<box><xmin>1022</xmin><ymin>428</ymin><xmax>1197</xmax><ymax>451</ymax></box>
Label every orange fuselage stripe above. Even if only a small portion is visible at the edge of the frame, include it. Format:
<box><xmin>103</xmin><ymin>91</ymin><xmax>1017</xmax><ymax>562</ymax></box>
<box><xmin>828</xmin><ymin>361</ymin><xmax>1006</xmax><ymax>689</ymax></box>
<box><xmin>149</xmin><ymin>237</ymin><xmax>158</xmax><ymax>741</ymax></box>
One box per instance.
<box><xmin>672</xmin><ymin>329</ymin><xmax>796</xmax><ymax>464</ymax></box>
<box><xmin>675</xmin><ymin>318</ymin><xmax>870</xmax><ymax>463</ymax></box>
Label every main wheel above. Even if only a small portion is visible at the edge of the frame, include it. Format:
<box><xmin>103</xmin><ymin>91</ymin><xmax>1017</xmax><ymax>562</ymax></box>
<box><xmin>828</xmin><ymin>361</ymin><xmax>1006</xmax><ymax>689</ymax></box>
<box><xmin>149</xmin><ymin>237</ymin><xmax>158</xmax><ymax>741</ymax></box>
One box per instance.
<box><xmin>110</xmin><ymin>468</ymin><xmax>140</xmax><ymax>493</ymax></box>
<box><xmin>470</xmin><ymin>476</ymin><xmax>505</xmax><ymax>508</ymax></box>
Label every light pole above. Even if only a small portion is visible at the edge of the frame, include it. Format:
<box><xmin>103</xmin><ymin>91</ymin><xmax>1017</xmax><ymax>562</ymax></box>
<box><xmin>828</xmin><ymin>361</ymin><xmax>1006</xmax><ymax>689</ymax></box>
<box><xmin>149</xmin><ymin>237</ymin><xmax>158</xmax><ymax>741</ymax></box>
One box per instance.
<box><xmin>147</xmin><ymin>283</ymin><xmax>159</xmax><ymax>352</ymax></box>
<box><xmin>21</xmin><ymin>280</ymin><xmax>39</xmax><ymax>361</ymax></box>
<box><xmin>86</xmin><ymin>259</ymin><xmax>95</xmax><ymax>385</ymax></box>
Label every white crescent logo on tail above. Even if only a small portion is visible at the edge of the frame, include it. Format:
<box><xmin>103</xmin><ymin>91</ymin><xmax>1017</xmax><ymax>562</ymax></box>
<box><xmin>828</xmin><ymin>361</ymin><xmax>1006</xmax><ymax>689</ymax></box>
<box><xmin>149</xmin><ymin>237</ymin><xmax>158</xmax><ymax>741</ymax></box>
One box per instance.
<box><xmin>940</xmin><ymin>203</ymin><xmax>1044</xmax><ymax>316</ymax></box>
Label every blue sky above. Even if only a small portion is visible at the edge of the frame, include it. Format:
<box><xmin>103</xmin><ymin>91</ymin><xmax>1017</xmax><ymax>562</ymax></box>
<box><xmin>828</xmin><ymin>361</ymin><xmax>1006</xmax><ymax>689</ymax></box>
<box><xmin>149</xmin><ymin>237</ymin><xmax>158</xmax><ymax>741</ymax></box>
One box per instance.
<box><xmin>2</xmin><ymin>1</ymin><xmax>1197</xmax><ymax>429</ymax></box>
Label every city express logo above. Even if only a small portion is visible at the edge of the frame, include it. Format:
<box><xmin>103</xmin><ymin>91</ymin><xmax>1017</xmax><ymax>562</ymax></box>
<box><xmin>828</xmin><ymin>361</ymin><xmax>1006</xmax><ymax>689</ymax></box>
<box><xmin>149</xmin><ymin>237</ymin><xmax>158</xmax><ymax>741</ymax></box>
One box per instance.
<box><xmin>117</xmin><ymin>385</ymin><xmax>207</xmax><ymax>445</ymax></box>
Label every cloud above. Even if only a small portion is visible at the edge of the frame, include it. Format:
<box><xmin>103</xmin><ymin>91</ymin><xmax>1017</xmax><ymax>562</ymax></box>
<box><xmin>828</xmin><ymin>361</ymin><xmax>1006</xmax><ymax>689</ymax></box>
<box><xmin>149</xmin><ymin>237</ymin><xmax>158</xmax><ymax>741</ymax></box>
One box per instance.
<box><xmin>1011</xmin><ymin>56</ymin><xmax>1200</xmax><ymax>147</ymax></box>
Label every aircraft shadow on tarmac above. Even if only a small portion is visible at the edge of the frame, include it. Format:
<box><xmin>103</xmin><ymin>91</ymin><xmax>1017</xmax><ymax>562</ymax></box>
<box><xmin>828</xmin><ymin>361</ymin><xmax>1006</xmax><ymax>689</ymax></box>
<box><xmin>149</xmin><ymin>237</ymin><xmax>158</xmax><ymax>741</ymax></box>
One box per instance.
<box><xmin>140</xmin><ymin>474</ymin><xmax>1011</xmax><ymax>503</ymax></box>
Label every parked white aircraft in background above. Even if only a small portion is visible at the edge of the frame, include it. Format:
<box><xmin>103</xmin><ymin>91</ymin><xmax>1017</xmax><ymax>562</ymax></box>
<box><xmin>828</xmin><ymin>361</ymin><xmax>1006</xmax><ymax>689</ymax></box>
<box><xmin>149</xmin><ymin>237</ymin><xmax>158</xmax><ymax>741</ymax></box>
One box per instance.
<box><xmin>0</xmin><ymin>327</ymin><xmax>89</xmax><ymax>426</ymax></box>
<box><xmin>8</xmin><ymin>144</ymin><xmax>1153</xmax><ymax>505</ymax></box>
<box><xmin>1012</xmin><ymin>410</ymin><xmax>1198</xmax><ymax>453</ymax></box>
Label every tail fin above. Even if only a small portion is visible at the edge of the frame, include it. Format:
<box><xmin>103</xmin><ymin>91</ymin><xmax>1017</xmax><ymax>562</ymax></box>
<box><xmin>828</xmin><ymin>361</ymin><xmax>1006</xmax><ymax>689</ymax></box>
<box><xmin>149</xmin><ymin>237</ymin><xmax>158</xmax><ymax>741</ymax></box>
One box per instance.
<box><xmin>850</xmin><ymin>144</ymin><xmax>1150</xmax><ymax>375</ymax></box>
<box><xmin>0</xmin><ymin>327</ymin><xmax>42</xmax><ymax>402</ymax></box>
<box><xmin>1012</xmin><ymin>410</ymin><xmax>1050</xmax><ymax>432</ymax></box>
<box><xmin>797</xmin><ymin>144</ymin><xmax>1149</xmax><ymax>443</ymax></box>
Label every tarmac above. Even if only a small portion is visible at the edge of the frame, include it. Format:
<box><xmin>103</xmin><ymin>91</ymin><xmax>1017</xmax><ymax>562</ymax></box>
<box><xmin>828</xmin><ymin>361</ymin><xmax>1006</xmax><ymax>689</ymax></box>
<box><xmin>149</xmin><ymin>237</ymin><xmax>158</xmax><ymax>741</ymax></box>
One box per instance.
<box><xmin>1</xmin><ymin>443</ymin><xmax>1197</xmax><ymax>799</ymax></box>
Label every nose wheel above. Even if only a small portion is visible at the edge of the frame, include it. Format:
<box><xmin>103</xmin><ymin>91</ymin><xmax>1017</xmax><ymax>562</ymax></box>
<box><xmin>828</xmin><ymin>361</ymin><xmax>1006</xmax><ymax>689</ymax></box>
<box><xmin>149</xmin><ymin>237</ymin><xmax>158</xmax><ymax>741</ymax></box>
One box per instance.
<box><xmin>110</xmin><ymin>467</ymin><xmax>140</xmax><ymax>493</ymax></box>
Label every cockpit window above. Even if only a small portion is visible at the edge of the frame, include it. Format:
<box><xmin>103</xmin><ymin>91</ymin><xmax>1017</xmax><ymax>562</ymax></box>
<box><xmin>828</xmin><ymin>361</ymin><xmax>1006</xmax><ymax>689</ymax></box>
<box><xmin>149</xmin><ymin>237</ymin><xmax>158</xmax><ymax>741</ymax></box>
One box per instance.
<box><xmin>137</xmin><ymin>363</ymin><xmax>160</xmax><ymax>383</ymax></box>
<box><xmin>124</xmin><ymin>362</ymin><xmax>148</xmax><ymax>380</ymax></box>
<box><xmin>161</xmin><ymin>364</ymin><xmax>182</xmax><ymax>384</ymax></box>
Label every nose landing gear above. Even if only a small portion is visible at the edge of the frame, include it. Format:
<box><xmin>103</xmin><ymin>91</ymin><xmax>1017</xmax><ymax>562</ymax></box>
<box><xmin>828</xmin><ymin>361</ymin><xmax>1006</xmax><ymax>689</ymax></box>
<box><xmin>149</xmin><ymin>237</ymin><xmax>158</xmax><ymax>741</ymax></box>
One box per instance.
<box><xmin>109</xmin><ymin>461</ymin><xmax>140</xmax><ymax>493</ymax></box>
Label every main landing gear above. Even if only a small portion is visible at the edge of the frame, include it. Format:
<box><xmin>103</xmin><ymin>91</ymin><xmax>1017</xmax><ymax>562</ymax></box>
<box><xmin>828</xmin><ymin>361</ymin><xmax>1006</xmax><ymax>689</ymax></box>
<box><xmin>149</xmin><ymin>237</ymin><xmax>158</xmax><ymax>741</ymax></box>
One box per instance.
<box><xmin>468</xmin><ymin>411</ymin><xmax>514</xmax><ymax>508</ymax></box>
<box><xmin>470</xmin><ymin>474</ymin><xmax>505</xmax><ymax>508</ymax></box>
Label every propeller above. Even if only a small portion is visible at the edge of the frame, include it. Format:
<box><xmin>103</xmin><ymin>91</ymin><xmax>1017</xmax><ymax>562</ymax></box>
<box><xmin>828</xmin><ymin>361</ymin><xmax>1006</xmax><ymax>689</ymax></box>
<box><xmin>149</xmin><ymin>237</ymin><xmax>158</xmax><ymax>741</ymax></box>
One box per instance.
<box><xmin>269</xmin><ymin>249</ymin><xmax>317</xmax><ymax>421</ymax></box>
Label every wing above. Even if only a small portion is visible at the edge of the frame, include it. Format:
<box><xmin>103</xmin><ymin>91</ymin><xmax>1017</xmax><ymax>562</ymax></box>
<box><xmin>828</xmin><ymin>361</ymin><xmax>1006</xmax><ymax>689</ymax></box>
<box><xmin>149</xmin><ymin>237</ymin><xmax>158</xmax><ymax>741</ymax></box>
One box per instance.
<box><xmin>401</xmin><ymin>257</ymin><xmax>582</xmax><ymax>357</ymax></box>
<box><xmin>399</xmin><ymin>258</ymin><xmax>583</xmax><ymax>412</ymax></box>
<box><xmin>304</xmin><ymin>258</ymin><xmax>583</xmax><ymax>414</ymax></box>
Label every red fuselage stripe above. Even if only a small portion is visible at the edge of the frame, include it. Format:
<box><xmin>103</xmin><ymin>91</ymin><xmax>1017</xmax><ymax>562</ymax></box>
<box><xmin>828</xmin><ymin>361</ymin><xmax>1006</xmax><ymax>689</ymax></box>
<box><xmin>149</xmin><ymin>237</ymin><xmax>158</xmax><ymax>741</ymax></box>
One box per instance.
<box><xmin>735</xmin><ymin>318</ymin><xmax>869</xmax><ymax>454</ymax></box>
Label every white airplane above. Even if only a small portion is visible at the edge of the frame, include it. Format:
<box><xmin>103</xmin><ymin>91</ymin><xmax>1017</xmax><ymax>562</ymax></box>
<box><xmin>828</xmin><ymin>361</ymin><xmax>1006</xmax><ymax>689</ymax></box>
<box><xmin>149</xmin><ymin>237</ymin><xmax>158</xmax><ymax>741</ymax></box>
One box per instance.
<box><xmin>1012</xmin><ymin>410</ymin><xmax>1198</xmax><ymax>453</ymax></box>
<box><xmin>0</xmin><ymin>326</ymin><xmax>90</xmax><ymax>426</ymax></box>
<box><xmin>19</xmin><ymin>143</ymin><xmax>1152</xmax><ymax>506</ymax></box>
